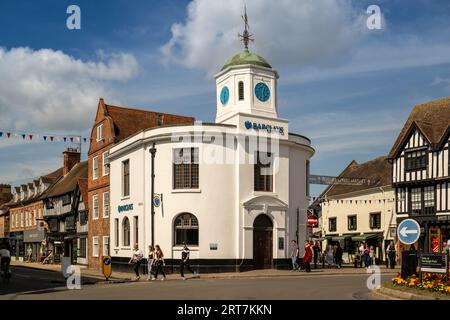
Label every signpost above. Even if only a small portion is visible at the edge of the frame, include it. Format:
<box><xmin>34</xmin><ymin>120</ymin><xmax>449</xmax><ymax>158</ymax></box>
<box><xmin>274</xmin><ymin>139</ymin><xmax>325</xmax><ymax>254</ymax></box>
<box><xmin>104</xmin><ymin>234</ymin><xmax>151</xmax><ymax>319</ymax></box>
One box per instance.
<box><xmin>397</xmin><ymin>219</ymin><xmax>421</xmax><ymax>245</ymax></box>
<box><xmin>102</xmin><ymin>256</ymin><xmax>112</xmax><ymax>281</ymax></box>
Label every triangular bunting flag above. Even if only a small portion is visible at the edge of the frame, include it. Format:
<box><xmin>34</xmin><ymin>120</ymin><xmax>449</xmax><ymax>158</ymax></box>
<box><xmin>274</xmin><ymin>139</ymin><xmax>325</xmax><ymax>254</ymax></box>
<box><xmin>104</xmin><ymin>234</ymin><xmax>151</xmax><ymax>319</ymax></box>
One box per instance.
<box><xmin>29</xmin><ymin>134</ymin><xmax>33</xmax><ymax>140</ymax></box>
<box><xmin>50</xmin><ymin>136</ymin><xmax>54</xmax><ymax>142</ymax></box>
<box><xmin>7</xmin><ymin>132</ymin><xmax>11</xmax><ymax>138</ymax></box>
<box><xmin>43</xmin><ymin>136</ymin><xmax>47</xmax><ymax>141</ymax></box>
<box><xmin>22</xmin><ymin>134</ymin><xmax>26</xmax><ymax>140</ymax></box>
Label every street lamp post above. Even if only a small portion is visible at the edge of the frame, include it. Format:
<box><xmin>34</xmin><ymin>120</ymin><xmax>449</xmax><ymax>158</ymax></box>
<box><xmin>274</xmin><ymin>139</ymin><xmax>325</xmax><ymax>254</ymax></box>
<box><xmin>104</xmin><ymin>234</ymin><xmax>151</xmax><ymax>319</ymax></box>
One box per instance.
<box><xmin>149</xmin><ymin>143</ymin><xmax>157</xmax><ymax>246</ymax></box>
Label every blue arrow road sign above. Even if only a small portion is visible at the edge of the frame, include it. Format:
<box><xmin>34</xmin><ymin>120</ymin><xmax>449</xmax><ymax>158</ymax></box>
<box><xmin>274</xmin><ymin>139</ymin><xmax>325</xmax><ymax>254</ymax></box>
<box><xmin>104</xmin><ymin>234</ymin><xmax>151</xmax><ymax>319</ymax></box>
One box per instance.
<box><xmin>397</xmin><ymin>219</ymin><xmax>421</xmax><ymax>245</ymax></box>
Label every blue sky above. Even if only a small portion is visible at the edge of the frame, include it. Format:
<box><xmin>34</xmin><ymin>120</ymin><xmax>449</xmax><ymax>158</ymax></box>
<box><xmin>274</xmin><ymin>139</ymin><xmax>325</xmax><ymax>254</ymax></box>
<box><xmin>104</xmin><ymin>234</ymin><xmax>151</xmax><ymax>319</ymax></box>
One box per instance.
<box><xmin>1</xmin><ymin>0</ymin><xmax>450</xmax><ymax>197</ymax></box>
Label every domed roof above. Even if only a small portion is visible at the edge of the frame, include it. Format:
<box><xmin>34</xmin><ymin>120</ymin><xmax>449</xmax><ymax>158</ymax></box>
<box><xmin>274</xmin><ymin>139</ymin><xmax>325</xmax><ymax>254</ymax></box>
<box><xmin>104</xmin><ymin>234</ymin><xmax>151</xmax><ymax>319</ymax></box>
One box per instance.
<box><xmin>221</xmin><ymin>50</ymin><xmax>272</xmax><ymax>71</ymax></box>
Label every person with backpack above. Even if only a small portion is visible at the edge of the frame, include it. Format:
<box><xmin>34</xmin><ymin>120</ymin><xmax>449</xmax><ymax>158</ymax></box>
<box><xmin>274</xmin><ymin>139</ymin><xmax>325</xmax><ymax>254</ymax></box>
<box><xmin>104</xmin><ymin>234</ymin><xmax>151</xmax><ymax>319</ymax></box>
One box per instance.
<box><xmin>152</xmin><ymin>245</ymin><xmax>166</xmax><ymax>281</ymax></box>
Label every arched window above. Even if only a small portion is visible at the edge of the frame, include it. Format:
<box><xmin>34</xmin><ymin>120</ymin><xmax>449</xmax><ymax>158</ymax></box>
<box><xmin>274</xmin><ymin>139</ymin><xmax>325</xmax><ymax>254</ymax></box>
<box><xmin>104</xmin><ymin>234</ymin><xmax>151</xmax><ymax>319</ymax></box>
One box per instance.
<box><xmin>238</xmin><ymin>81</ymin><xmax>244</xmax><ymax>100</ymax></box>
<box><xmin>122</xmin><ymin>217</ymin><xmax>130</xmax><ymax>247</ymax></box>
<box><xmin>174</xmin><ymin>213</ymin><xmax>199</xmax><ymax>246</ymax></box>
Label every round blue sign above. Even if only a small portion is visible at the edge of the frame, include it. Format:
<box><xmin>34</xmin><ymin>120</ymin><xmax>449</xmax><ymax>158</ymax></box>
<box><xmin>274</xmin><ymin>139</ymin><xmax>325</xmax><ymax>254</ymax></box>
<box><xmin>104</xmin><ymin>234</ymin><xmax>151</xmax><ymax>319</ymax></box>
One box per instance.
<box><xmin>220</xmin><ymin>86</ymin><xmax>229</xmax><ymax>105</ymax></box>
<box><xmin>153</xmin><ymin>195</ymin><xmax>161</xmax><ymax>207</ymax></box>
<box><xmin>397</xmin><ymin>219</ymin><xmax>421</xmax><ymax>245</ymax></box>
<box><xmin>103</xmin><ymin>257</ymin><xmax>111</xmax><ymax>265</ymax></box>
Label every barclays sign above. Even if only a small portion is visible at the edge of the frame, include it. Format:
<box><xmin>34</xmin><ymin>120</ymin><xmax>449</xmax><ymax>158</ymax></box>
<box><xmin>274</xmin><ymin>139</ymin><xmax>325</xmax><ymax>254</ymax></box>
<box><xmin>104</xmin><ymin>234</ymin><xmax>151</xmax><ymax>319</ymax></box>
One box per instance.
<box><xmin>244</xmin><ymin>121</ymin><xmax>284</xmax><ymax>135</ymax></box>
<box><xmin>118</xmin><ymin>204</ymin><xmax>133</xmax><ymax>213</ymax></box>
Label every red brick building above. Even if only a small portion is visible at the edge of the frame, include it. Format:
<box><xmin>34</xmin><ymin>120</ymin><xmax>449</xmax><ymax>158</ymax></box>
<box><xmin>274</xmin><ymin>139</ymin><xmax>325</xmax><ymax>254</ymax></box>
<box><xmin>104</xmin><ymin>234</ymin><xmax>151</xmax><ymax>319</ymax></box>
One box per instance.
<box><xmin>87</xmin><ymin>98</ymin><xmax>195</xmax><ymax>269</ymax></box>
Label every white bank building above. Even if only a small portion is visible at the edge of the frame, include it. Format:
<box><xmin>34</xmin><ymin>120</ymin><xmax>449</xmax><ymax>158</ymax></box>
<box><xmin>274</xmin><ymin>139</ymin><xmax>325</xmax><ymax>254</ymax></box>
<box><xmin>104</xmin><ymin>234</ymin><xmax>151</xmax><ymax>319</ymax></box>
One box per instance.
<box><xmin>109</xmin><ymin>35</ymin><xmax>314</xmax><ymax>272</ymax></box>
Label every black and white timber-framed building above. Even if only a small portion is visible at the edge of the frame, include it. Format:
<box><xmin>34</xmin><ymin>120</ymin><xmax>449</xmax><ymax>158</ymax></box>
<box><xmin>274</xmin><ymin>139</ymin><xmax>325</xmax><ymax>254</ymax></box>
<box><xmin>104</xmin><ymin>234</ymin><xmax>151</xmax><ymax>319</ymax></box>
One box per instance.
<box><xmin>388</xmin><ymin>97</ymin><xmax>450</xmax><ymax>253</ymax></box>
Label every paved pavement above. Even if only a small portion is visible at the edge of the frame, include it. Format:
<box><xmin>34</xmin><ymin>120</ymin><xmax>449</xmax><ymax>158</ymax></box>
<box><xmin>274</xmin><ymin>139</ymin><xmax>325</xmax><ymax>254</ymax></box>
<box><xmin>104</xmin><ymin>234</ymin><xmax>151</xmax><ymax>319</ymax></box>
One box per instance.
<box><xmin>1</xmin><ymin>263</ymin><xmax>398</xmax><ymax>300</ymax></box>
<box><xmin>9</xmin><ymin>260</ymin><xmax>400</xmax><ymax>281</ymax></box>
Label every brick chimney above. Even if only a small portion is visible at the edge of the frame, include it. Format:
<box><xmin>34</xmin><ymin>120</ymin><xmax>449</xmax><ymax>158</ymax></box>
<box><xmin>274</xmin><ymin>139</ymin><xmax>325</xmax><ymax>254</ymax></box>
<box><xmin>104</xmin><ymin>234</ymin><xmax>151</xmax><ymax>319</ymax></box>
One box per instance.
<box><xmin>63</xmin><ymin>148</ymin><xmax>81</xmax><ymax>176</ymax></box>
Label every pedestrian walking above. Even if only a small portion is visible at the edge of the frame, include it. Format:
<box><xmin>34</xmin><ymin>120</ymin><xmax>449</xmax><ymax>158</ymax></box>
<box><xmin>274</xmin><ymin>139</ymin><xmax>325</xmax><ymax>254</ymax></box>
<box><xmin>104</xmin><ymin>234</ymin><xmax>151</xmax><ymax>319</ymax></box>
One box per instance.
<box><xmin>325</xmin><ymin>244</ymin><xmax>334</xmax><ymax>268</ymax></box>
<box><xmin>363</xmin><ymin>244</ymin><xmax>370</xmax><ymax>268</ymax></box>
<box><xmin>290</xmin><ymin>240</ymin><xmax>299</xmax><ymax>271</ymax></box>
<box><xmin>129</xmin><ymin>243</ymin><xmax>144</xmax><ymax>281</ymax></box>
<box><xmin>303</xmin><ymin>241</ymin><xmax>313</xmax><ymax>272</ymax></box>
<box><xmin>369</xmin><ymin>246</ymin><xmax>376</xmax><ymax>265</ymax></box>
<box><xmin>334</xmin><ymin>242</ymin><xmax>343</xmax><ymax>268</ymax></box>
<box><xmin>358</xmin><ymin>242</ymin><xmax>365</xmax><ymax>268</ymax></box>
<box><xmin>313</xmin><ymin>241</ymin><xmax>320</xmax><ymax>269</ymax></box>
<box><xmin>153</xmin><ymin>245</ymin><xmax>166</xmax><ymax>281</ymax></box>
<box><xmin>180</xmin><ymin>242</ymin><xmax>197</xmax><ymax>280</ymax></box>
<box><xmin>387</xmin><ymin>241</ymin><xmax>396</xmax><ymax>269</ymax></box>
<box><xmin>147</xmin><ymin>245</ymin><xmax>155</xmax><ymax>281</ymax></box>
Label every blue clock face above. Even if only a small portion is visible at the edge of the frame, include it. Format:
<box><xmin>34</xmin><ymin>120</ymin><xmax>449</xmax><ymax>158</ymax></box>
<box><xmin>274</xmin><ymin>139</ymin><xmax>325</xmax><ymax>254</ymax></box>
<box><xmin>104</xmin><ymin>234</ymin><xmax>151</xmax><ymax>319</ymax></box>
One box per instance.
<box><xmin>255</xmin><ymin>82</ymin><xmax>270</xmax><ymax>102</ymax></box>
<box><xmin>220</xmin><ymin>86</ymin><xmax>229</xmax><ymax>105</ymax></box>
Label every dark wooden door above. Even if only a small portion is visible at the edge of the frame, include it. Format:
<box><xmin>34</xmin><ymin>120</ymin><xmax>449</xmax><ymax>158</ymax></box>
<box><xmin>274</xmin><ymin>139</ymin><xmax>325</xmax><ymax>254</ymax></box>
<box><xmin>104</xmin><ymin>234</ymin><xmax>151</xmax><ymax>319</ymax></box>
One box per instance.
<box><xmin>253</xmin><ymin>214</ymin><xmax>273</xmax><ymax>269</ymax></box>
<box><xmin>253</xmin><ymin>230</ymin><xmax>273</xmax><ymax>269</ymax></box>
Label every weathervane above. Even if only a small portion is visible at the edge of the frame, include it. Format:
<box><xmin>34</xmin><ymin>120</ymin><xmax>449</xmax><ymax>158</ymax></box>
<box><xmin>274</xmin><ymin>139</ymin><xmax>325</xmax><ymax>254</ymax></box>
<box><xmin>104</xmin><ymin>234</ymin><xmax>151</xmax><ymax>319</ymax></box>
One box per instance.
<box><xmin>238</xmin><ymin>5</ymin><xmax>254</xmax><ymax>52</ymax></box>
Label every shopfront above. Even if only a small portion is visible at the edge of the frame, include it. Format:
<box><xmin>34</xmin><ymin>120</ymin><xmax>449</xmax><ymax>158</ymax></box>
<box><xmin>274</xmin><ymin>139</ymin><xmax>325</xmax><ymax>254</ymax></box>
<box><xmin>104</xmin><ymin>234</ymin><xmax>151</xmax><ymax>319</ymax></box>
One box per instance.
<box><xmin>24</xmin><ymin>229</ymin><xmax>45</xmax><ymax>262</ymax></box>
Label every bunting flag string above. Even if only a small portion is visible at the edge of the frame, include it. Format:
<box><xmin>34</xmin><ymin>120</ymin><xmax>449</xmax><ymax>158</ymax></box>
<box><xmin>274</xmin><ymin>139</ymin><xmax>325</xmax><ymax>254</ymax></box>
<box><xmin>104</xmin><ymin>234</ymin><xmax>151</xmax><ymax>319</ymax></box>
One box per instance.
<box><xmin>0</xmin><ymin>128</ymin><xmax>88</xmax><ymax>144</ymax></box>
<box><xmin>318</xmin><ymin>197</ymin><xmax>397</xmax><ymax>206</ymax></box>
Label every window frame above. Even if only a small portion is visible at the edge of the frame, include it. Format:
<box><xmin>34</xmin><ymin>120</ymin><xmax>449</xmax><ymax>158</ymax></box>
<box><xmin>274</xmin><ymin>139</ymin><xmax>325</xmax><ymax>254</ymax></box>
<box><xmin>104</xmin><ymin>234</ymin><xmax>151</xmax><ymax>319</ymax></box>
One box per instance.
<box><xmin>405</xmin><ymin>149</ymin><xmax>427</xmax><ymax>172</ymax></box>
<box><xmin>347</xmin><ymin>215</ymin><xmax>357</xmax><ymax>231</ymax></box>
<box><xmin>369</xmin><ymin>212</ymin><xmax>381</xmax><ymax>229</ymax></box>
<box><xmin>103</xmin><ymin>236</ymin><xmax>110</xmax><ymax>257</ymax></box>
<box><xmin>122</xmin><ymin>159</ymin><xmax>130</xmax><ymax>197</ymax></box>
<box><xmin>102</xmin><ymin>191</ymin><xmax>109</xmax><ymax>218</ymax></box>
<box><xmin>92</xmin><ymin>236</ymin><xmax>99</xmax><ymax>258</ymax></box>
<box><xmin>93</xmin><ymin>156</ymin><xmax>99</xmax><ymax>180</ymax></box>
<box><xmin>174</xmin><ymin>213</ymin><xmax>199</xmax><ymax>246</ymax></box>
<box><xmin>96</xmin><ymin>124</ymin><xmax>103</xmax><ymax>142</ymax></box>
<box><xmin>328</xmin><ymin>217</ymin><xmax>337</xmax><ymax>233</ymax></box>
<box><xmin>173</xmin><ymin>148</ymin><xmax>199</xmax><ymax>190</ymax></box>
<box><xmin>122</xmin><ymin>217</ymin><xmax>131</xmax><ymax>247</ymax></box>
<box><xmin>102</xmin><ymin>151</ymin><xmax>110</xmax><ymax>176</ymax></box>
<box><xmin>254</xmin><ymin>151</ymin><xmax>273</xmax><ymax>192</ymax></box>
<box><xmin>93</xmin><ymin>194</ymin><xmax>99</xmax><ymax>220</ymax></box>
<box><xmin>238</xmin><ymin>81</ymin><xmax>244</xmax><ymax>101</ymax></box>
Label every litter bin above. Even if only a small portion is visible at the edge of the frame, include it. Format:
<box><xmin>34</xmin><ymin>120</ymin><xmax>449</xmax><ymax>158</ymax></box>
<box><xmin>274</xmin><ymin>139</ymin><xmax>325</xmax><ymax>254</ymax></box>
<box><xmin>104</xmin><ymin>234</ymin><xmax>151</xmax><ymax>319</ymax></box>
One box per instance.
<box><xmin>401</xmin><ymin>250</ymin><xmax>417</xmax><ymax>279</ymax></box>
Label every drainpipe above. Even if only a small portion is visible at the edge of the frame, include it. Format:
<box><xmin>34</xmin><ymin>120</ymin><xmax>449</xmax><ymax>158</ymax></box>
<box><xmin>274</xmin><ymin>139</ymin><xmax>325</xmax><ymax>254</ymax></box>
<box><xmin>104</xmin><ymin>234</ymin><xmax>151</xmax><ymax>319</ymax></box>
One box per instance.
<box><xmin>149</xmin><ymin>143</ymin><xmax>157</xmax><ymax>246</ymax></box>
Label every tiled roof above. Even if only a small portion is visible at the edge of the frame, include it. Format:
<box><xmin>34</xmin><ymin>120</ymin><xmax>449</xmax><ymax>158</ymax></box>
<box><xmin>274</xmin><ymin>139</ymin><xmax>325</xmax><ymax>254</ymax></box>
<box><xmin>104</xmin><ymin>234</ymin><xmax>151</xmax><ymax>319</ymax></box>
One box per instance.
<box><xmin>44</xmin><ymin>161</ymin><xmax>87</xmax><ymax>198</ymax></box>
<box><xmin>40</xmin><ymin>167</ymin><xmax>64</xmax><ymax>183</ymax></box>
<box><xmin>77</xmin><ymin>178</ymin><xmax>88</xmax><ymax>208</ymax></box>
<box><xmin>388</xmin><ymin>97</ymin><xmax>450</xmax><ymax>158</ymax></box>
<box><xmin>104</xmin><ymin>103</ymin><xmax>195</xmax><ymax>142</ymax></box>
<box><xmin>320</xmin><ymin>156</ymin><xmax>392</xmax><ymax>198</ymax></box>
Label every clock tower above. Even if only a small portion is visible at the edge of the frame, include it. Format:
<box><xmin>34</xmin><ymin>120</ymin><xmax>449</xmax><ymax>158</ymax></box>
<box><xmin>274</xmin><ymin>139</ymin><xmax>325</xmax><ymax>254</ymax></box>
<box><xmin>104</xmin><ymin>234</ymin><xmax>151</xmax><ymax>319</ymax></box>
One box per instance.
<box><xmin>214</xmin><ymin>9</ymin><xmax>280</xmax><ymax>125</ymax></box>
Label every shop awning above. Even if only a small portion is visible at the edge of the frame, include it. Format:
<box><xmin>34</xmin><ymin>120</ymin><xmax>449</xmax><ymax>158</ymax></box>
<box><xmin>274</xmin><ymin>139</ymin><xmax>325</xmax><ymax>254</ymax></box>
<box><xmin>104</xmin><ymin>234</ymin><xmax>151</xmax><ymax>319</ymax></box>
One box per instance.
<box><xmin>317</xmin><ymin>235</ymin><xmax>334</xmax><ymax>241</ymax></box>
<box><xmin>351</xmin><ymin>233</ymin><xmax>380</xmax><ymax>241</ymax></box>
<box><xmin>332</xmin><ymin>236</ymin><xmax>350</xmax><ymax>241</ymax></box>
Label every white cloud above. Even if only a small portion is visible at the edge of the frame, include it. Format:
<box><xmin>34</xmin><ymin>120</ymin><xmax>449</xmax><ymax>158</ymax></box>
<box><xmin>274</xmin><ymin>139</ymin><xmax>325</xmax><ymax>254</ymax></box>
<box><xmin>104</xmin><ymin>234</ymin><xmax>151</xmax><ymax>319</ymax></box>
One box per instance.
<box><xmin>0</xmin><ymin>47</ymin><xmax>138</xmax><ymax>132</ymax></box>
<box><xmin>161</xmin><ymin>0</ymin><xmax>367</xmax><ymax>75</ymax></box>
<box><xmin>432</xmin><ymin>76</ymin><xmax>450</xmax><ymax>90</ymax></box>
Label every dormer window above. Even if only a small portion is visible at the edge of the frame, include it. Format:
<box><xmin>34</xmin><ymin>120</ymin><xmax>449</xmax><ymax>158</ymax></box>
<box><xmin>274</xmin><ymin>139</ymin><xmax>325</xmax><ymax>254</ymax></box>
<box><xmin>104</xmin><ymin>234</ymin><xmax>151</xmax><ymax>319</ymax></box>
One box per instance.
<box><xmin>405</xmin><ymin>149</ymin><xmax>427</xmax><ymax>171</ymax></box>
<box><xmin>96</xmin><ymin>124</ymin><xmax>104</xmax><ymax>142</ymax></box>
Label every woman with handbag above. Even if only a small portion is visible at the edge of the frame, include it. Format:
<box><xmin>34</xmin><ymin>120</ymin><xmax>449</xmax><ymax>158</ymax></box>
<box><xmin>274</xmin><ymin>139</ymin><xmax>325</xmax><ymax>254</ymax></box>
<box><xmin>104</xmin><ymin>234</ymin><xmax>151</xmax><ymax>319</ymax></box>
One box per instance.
<box><xmin>152</xmin><ymin>245</ymin><xmax>166</xmax><ymax>281</ymax></box>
